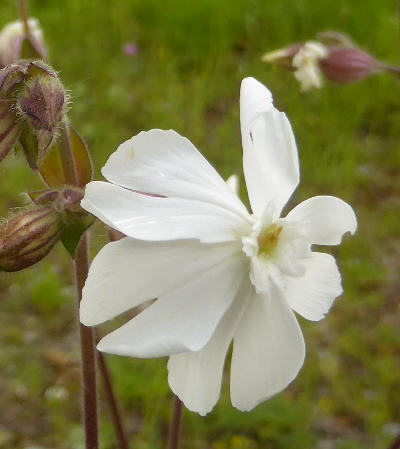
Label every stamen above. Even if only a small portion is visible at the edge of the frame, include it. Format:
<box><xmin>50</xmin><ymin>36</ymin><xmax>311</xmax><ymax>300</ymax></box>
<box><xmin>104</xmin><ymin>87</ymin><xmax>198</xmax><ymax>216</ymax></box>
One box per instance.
<box><xmin>258</xmin><ymin>223</ymin><xmax>283</xmax><ymax>256</ymax></box>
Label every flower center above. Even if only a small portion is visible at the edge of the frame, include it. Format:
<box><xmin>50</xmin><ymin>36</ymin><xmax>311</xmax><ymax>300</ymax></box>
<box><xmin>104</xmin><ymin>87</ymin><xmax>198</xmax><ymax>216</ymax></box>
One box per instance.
<box><xmin>257</xmin><ymin>223</ymin><xmax>283</xmax><ymax>257</ymax></box>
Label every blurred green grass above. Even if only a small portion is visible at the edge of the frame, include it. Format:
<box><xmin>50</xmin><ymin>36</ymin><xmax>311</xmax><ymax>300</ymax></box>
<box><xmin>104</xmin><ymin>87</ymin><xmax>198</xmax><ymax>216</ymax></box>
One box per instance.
<box><xmin>0</xmin><ymin>0</ymin><xmax>400</xmax><ymax>448</ymax></box>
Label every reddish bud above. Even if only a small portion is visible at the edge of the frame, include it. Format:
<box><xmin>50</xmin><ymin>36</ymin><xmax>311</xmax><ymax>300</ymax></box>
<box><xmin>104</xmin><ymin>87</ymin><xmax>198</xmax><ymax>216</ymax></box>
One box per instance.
<box><xmin>17</xmin><ymin>63</ymin><xmax>67</xmax><ymax>156</ymax></box>
<box><xmin>0</xmin><ymin>61</ymin><xmax>68</xmax><ymax>167</ymax></box>
<box><xmin>320</xmin><ymin>47</ymin><xmax>379</xmax><ymax>84</ymax></box>
<box><xmin>0</xmin><ymin>206</ymin><xmax>63</xmax><ymax>272</ymax></box>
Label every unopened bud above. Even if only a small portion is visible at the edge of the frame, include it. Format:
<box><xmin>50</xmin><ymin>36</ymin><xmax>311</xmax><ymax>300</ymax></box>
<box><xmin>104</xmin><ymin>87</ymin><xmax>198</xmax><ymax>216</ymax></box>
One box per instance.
<box><xmin>0</xmin><ymin>61</ymin><xmax>68</xmax><ymax>167</ymax></box>
<box><xmin>17</xmin><ymin>62</ymin><xmax>67</xmax><ymax>159</ymax></box>
<box><xmin>0</xmin><ymin>206</ymin><xmax>63</xmax><ymax>272</ymax></box>
<box><xmin>0</xmin><ymin>61</ymin><xmax>29</xmax><ymax>98</ymax></box>
<box><xmin>320</xmin><ymin>47</ymin><xmax>379</xmax><ymax>84</ymax></box>
<box><xmin>0</xmin><ymin>18</ymin><xmax>46</xmax><ymax>69</ymax></box>
<box><xmin>261</xmin><ymin>44</ymin><xmax>303</xmax><ymax>69</ymax></box>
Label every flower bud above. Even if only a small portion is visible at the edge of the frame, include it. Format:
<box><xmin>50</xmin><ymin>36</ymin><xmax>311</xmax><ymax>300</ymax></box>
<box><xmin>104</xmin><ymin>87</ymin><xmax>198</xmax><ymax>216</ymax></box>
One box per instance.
<box><xmin>0</xmin><ymin>18</ymin><xmax>46</xmax><ymax>68</ymax></box>
<box><xmin>16</xmin><ymin>62</ymin><xmax>68</xmax><ymax>158</ymax></box>
<box><xmin>320</xmin><ymin>46</ymin><xmax>379</xmax><ymax>84</ymax></box>
<box><xmin>0</xmin><ymin>61</ymin><xmax>29</xmax><ymax>97</ymax></box>
<box><xmin>0</xmin><ymin>61</ymin><xmax>68</xmax><ymax>167</ymax></box>
<box><xmin>0</xmin><ymin>206</ymin><xmax>63</xmax><ymax>272</ymax></box>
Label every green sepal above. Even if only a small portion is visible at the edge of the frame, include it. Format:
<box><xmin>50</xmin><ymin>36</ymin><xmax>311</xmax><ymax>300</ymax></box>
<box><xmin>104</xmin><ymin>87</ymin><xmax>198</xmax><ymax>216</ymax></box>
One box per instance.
<box><xmin>18</xmin><ymin>123</ymin><xmax>39</xmax><ymax>169</ymax></box>
<box><xmin>60</xmin><ymin>211</ymin><xmax>95</xmax><ymax>258</ymax></box>
<box><xmin>27</xmin><ymin>188</ymin><xmax>59</xmax><ymax>205</ymax></box>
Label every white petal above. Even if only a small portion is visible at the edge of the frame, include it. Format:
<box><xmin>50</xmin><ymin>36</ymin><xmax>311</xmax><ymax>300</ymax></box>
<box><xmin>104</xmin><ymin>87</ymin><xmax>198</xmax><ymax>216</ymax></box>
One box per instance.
<box><xmin>97</xmin><ymin>254</ymin><xmax>247</xmax><ymax>357</ymax></box>
<box><xmin>286</xmin><ymin>195</ymin><xmax>357</xmax><ymax>245</ymax></box>
<box><xmin>82</xmin><ymin>181</ymin><xmax>250</xmax><ymax>243</ymax></box>
<box><xmin>283</xmin><ymin>252</ymin><xmax>343</xmax><ymax>321</ymax></box>
<box><xmin>102</xmin><ymin>129</ymin><xmax>248</xmax><ymax>219</ymax></box>
<box><xmin>230</xmin><ymin>285</ymin><xmax>305</xmax><ymax>411</ymax></box>
<box><xmin>167</xmin><ymin>279</ymin><xmax>253</xmax><ymax>415</ymax></box>
<box><xmin>226</xmin><ymin>174</ymin><xmax>239</xmax><ymax>194</ymax></box>
<box><xmin>80</xmin><ymin>238</ymin><xmax>241</xmax><ymax>326</ymax></box>
<box><xmin>240</xmin><ymin>78</ymin><xmax>299</xmax><ymax>216</ymax></box>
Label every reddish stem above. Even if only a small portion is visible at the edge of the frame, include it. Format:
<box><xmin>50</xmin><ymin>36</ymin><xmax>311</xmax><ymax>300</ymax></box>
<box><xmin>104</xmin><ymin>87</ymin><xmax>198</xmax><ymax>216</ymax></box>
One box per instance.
<box><xmin>167</xmin><ymin>395</ymin><xmax>183</xmax><ymax>449</ymax></box>
<box><xmin>96</xmin><ymin>339</ymin><xmax>129</xmax><ymax>449</ymax></box>
<box><xmin>74</xmin><ymin>234</ymin><xmax>98</xmax><ymax>449</ymax></box>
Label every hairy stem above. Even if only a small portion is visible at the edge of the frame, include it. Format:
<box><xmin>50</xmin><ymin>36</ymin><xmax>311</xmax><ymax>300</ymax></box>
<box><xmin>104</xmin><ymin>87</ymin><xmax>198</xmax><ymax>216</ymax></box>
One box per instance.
<box><xmin>167</xmin><ymin>395</ymin><xmax>183</xmax><ymax>449</ymax></box>
<box><xmin>74</xmin><ymin>234</ymin><xmax>98</xmax><ymax>449</ymax></box>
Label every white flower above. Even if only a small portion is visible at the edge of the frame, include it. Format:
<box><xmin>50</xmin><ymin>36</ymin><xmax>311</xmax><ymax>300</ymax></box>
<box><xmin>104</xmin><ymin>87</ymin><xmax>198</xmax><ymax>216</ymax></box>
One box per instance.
<box><xmin>0</xmin><ymin>18</ymin><xmax>46</xmax><ymax>67</ymax></box>
<box><xmin>80</xmin><ymin>77</ymin><xmax>357</xmax><ymax>415</ymax></box>
<box><xmin>293</xmin><ymin>41</ymin><xmax>328</xmax><ymax>91</ymax></box>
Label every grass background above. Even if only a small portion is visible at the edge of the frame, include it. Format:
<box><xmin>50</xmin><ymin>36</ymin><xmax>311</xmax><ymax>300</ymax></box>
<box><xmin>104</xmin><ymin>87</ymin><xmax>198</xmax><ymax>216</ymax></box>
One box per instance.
<box><xmin>1</xmin><ymin>0</ymin><xmax>400</xmax><ymax>448</ymax></box>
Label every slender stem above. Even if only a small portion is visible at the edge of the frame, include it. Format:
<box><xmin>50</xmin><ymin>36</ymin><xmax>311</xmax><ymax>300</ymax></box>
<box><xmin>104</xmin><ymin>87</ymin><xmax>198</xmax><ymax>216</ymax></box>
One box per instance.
<box><xmin>74</xmin><ymin>234</ymin><xmax>98</xmax><ymax>449</ymax></box>
<box><xmin>96</xmin><ymin>342</ymin><xmax>129</xmax><ymax>449</ymax></box>
<box><xmin>59</xmin><ymin>122</ymin><xmax>128</xmax><ymax>449</ymax></box>
<box><xmin>58</xmin><ymin>120</ymin><xmax>99</xmax><ymax>448</ymax></box>
<box><xmin>16</xmin><ymin>0</ymin><xmax>32</xmax><ymax>41</ymax></box>
<box><xmin>167</xmin><ymin>395</ymin><xmax>183</xmax><ymax>449</ymax></box>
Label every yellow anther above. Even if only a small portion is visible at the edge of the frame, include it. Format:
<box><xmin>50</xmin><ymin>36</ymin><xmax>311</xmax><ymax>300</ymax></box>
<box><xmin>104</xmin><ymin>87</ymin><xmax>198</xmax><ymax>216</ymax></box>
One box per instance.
<box><xmin>258</xmin><ymin>223</ymin><xmax>283</xmax><ymax>257</ymax></box>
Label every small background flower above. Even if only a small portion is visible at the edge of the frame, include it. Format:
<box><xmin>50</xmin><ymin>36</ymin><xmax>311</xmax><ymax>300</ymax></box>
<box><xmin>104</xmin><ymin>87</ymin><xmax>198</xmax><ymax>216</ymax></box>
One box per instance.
<box><xmin>0</xmin><ymin>18</ymin><xmax>46</xmax><ymax>68</ymax></box>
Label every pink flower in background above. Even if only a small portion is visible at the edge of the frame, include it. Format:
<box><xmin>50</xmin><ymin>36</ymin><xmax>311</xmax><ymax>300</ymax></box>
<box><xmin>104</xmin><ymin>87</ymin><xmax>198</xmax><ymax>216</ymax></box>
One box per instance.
<box><xmin>79</xmin><ymin>77</ymin><xmax>357</xmax><ymax>415</ymax></box>
<box><xmin>122</xmin><ymin>42</ymin><xmax>139</xmax><ymax>57</ymax></box>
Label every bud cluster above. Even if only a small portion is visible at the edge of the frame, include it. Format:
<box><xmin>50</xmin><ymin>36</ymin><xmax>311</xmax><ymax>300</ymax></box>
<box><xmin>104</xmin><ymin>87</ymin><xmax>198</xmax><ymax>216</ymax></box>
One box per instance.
<box><xmin>262</xmin><ymin>33</ymin><xmax>386</xmax><ymax>91</ymax></box>
<box><xmin>0</xmin><ymin>60</ymin><xmax>68</xmax><ymax>167</ymax></box>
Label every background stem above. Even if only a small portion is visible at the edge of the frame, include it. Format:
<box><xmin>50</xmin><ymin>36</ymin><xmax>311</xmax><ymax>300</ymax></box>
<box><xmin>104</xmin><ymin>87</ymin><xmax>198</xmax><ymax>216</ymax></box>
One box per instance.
<box><xmin>16</xmin><ymin>0</ymin><xmax>32</xmax><ymax>41</ymax></box>
<box><xmin>96</xmin><ymin>342</ymin><xmax>129</xmax><ymax>449</ymax></box>
<box><xmin>167</xmin><ymin>395</ymin><xmax>183</xmax><ymax>449</ymax></box>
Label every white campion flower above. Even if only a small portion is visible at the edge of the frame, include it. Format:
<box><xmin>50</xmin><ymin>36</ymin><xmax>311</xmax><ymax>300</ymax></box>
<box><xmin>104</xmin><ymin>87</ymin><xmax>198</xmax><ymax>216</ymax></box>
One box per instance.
<box><xmin>292</xmin><ymin>41</ymin><xmax>328</xmax><ymax>91</ymax></box>
<box><xmin>0</xmin><ymin>18</ymin><xmax>46</xmax><ymax>68</ymax></box>
<box><xmin>80</xmin><ymin>77</ymin><xmax>357</xmax><ymax>415</ymax></box>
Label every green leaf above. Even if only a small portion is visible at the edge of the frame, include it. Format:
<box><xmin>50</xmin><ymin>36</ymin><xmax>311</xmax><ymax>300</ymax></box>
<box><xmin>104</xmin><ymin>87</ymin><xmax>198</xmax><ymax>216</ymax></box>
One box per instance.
<box><xmin>69</xmin><ymin>126</ymin><xmax>93</xmax><ymax>187</ymax></box>
<box><xmin>39</xmin><ymin>125</ymin><xmax>93</xmax><ymax>188</ymax></box>
<box><xmin>39</xmin><ymin>140</ymin><xmax>66</xmax><ymax>187</ymax></box>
